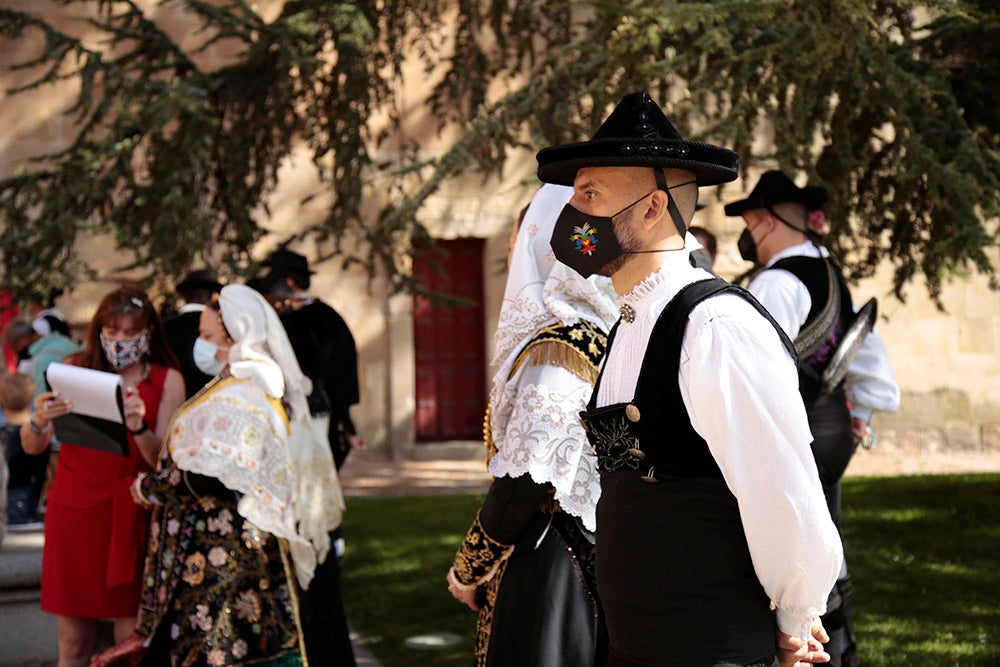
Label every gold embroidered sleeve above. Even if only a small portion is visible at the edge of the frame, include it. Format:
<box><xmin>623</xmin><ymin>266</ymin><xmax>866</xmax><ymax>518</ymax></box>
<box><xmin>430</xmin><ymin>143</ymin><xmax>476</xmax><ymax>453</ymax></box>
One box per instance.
<box><xmin>450</xmin><ymin>511</ymin><xmax>515</xmax><ymax>588</ymax></box>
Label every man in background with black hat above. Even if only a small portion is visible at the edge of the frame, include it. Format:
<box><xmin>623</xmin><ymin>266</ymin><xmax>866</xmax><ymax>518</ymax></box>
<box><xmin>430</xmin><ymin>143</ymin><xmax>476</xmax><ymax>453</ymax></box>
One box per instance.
<box><xmin>726</xmin><ymin>171</ymin><xmax>900</xmax><ymax>667</ymax></box>
<box><xmin>258</xmin><ymin>247</ymin><xmax>359</xmax><ymax>667</ymax></box>
<box><xmin>260</xmin><ymin>248</ymin><xmax>365</xmax><ymax>470</ymax></box>
<box><xmin>163</xmin><ymin>269</ymin><xmax>223</xmax><ymax>399</ymax></box>
<box><xmin>538</xmin><ymin>90</ymin><xmax>843</xmax><ymax>666</ymax></box>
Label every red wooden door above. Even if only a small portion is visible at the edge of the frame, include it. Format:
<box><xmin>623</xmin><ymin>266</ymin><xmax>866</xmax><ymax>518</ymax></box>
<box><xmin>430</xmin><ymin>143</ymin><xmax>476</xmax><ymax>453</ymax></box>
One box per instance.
<box><xmin>413</xmin><ymin>238</ymin><xmax>487</xmax><ymax>442</ymax></box>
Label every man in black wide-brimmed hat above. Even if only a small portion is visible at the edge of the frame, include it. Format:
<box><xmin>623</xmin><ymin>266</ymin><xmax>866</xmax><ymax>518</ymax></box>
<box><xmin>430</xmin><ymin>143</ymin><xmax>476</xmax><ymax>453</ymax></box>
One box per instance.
<box><xmin>727</xmin><ymin>170</ymin><xmax>900</xmax><ymax>667</ymax></box>
<box><xmin>538</xmin><ymin>91</ymin><xmax>843</xmax><ymax>666</ymax></box>
<box><xmin>256</xmin><ymin>246</ymin><xmax>359</xmax><ymax>667</ymax></box>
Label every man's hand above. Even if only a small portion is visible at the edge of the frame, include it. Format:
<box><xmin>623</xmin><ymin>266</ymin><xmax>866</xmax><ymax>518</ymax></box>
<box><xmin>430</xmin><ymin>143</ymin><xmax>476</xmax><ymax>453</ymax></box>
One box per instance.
<box><xmin>851</xmin><ymin>417</ymin><xmax>870</xmax><ymax>445</ymax></box>
<box><xmin>346</xmin><ymin>433</ymin><xmax>367</xmax><ymax>451</ymax></box>
<box><xmin>777</xmin><ymin>617</ymin><xmax>830</xmax><ymax>666</ymax></box>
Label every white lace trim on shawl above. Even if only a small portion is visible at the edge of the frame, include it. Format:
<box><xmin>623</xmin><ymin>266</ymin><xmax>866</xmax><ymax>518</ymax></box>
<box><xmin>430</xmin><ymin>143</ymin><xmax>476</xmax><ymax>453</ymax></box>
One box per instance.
<box><xmin>487</xmin><ymin>184</ymin><xmax>616</xmax><ymax>531</ymax></box>
<box><xmin>488</xmin><ymin>369</ymin><xmax>601</xmax><ymax>532</ymax></box>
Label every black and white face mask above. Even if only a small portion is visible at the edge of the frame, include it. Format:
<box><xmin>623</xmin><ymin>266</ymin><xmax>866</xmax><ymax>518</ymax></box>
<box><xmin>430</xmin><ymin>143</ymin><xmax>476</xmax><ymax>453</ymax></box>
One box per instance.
<box><xmin>549</xmin><ymin>193</ymin><xmax>653</xmax><ymax>279</ymax></box>
<box><xmin>99</xmin><ymin>330</ymin><xmax>150</xmax><ymax>371</ymax></box>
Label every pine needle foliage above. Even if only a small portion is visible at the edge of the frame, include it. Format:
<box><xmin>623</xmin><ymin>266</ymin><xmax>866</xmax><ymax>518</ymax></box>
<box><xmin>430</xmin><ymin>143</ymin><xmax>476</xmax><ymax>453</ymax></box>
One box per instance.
<box><xmin>1</xmin><ymin>0</ymin><xmax>997</xmax><ymax>305</ymax></box>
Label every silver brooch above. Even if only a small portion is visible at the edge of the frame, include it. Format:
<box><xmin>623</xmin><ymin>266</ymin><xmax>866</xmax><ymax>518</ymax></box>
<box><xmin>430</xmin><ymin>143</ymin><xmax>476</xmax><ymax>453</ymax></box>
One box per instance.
<box><xmin>620</xmin><ymin>303</ymin><xmax>636</xmax><ymax>323</ymax></box>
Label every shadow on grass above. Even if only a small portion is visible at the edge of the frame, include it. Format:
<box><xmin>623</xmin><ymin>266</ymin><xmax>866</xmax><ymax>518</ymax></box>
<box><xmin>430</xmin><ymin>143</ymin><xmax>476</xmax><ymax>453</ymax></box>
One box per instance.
<box><xmin>340</xmin><ymin>494</ymin><xmax>485</xmax><ymax>666</ymax></box>
<box><xmin>843</xmin><ymin>474</ymin><xmax>1000</xmax><ymax>666</ymax></box>
<box><xmin>340</xmin><ymin>474</ymin><xmax>1000</xmax><ymax>667</ymax></box>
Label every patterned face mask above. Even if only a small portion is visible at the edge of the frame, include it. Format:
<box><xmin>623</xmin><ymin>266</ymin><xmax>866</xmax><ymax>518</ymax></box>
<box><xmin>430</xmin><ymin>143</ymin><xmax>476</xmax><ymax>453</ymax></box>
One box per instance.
<box><xmin>549</xmin><ymin>193</ymin><xmax>652</xmax><ymax>279</ymax></box>
<box><xmin>99</xmin><ymin>330</ymin><xmax>150</xmax><ymax>371</ymax></box>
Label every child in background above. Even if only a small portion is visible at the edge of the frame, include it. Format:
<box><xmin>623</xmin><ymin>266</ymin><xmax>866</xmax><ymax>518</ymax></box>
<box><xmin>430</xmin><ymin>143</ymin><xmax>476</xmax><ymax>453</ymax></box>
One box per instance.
<box><xmin>0</xmin><ymin>372</ymin><xmax>50</xmax><ymax>529</ymax></box>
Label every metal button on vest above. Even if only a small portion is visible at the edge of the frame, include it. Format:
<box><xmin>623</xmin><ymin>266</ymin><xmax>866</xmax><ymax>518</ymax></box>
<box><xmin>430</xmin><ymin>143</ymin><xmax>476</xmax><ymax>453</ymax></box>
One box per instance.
<box><xmin>628</xmin><ymin>442</ymin><xmax>645</xmax><ymax>459</ymax></box>
<box><xmin>625</xmin><ymin>404</ymin><xmax>641</xmax><ymax>422</ymax></box>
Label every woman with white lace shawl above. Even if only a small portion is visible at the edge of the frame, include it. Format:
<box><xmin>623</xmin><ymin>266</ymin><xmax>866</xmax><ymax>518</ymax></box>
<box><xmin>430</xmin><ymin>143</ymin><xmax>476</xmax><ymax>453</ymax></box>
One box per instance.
<box><xmin>94</xmin><ymin>284</ymin><xmax>345</xmax><ymax>667</ymax></box>
<box><xmin>446</xmin><ymin>184</ymin><xmax>618</xmax><ymax>667</ymax></box>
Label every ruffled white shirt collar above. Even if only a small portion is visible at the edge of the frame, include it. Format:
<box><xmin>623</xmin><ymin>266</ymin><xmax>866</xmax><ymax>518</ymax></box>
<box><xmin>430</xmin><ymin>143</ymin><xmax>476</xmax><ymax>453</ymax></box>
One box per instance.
<box><xmin>617</xmin><ymin>249</ymin><xmax>701</xmax><ymax>323</ymax></box>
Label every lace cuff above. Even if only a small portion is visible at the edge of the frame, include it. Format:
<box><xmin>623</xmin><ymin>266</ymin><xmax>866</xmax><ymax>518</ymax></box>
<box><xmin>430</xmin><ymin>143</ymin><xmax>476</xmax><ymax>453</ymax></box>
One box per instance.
<box><xmin>451</xmin><ymin>511</ymin><xmax>514</xmax><ymax>587</ymax></box>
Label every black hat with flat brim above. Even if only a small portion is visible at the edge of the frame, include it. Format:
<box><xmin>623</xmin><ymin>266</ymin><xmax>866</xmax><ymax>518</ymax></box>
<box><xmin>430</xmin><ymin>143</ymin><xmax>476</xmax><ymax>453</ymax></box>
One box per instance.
<box><xmin>264</xmin><ymin>248</ymin><xmax>315</xmax><ymax>275</ymax></box>
<box><xmin>176</xmin><ymin>269</ymin><xmax>223</xmax><ymax>294</ymax></box>
<box><xmin>724</xmin><ymin>170</ymin><xmax>827</xmax><ymax>216</ymax></box>
<box><xmin>536</xmin><ymin>91</ymin><xmax>739</xmax><ymax>187</ymax></box>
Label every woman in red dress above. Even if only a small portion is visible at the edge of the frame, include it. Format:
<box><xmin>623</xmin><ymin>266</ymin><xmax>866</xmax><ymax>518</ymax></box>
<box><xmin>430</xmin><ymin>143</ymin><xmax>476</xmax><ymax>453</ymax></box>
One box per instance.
<box><xmin>20</xmin><ymin>286</ymin><xmax>185</xmax><ymax>667</ymax></box>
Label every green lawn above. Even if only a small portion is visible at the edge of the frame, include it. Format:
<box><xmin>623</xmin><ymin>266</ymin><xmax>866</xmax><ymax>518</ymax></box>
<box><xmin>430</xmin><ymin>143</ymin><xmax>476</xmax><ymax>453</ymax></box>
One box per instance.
<box><xmin>340</xmin><ymin>474</ymin><xmax>1000</xmax><ymax>667</ymax></box>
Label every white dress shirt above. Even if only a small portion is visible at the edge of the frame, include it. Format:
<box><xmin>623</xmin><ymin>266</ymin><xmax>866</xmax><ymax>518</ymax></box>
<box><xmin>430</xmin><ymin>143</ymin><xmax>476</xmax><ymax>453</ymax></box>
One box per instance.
<box><xmin>747</xmin><ymin>242</ymin><xmax>900</xmax><ymax>421</ymax></box>
<box><xmin>596</xmin><ymin>249</ymin><xmax>843</xmax><ymax>639</ymax></box>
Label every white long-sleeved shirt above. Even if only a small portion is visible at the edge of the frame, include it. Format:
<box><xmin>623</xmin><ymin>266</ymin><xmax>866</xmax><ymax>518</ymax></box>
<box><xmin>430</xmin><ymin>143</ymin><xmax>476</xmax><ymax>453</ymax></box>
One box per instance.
<box><xmin>597</xmin><ymin>249</ymin><xmax>843</xmax><ymax>639</ymax></box>
<box><xmin>747</xmin><ymin>242</ymin><xmax>900</xmax><ymax>421</ymax></box>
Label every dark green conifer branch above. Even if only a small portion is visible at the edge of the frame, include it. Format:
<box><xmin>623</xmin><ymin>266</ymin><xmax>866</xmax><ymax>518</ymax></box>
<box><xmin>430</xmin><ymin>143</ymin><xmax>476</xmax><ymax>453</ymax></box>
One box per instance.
<box><xmin>0</xmin><ymin>0</ymin><xmax>996</xmax><ymax>307</ymax></box>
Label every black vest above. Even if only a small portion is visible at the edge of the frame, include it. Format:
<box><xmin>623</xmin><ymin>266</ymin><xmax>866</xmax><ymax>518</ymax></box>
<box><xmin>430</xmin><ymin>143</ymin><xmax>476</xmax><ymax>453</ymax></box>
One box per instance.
<box><xmin>581</xmin><ymin>278</ymin><xmax>791</xmax><ymax>667</ymax></box>
<box><xmin>768</xmin><ymin>256</ymin><xmax>855</xmax><ymax>493</ymax></box>
<box><xmin>769</xmin><ymin>256</ymin><xmax>854</xmax><ymax>403</ymax></box>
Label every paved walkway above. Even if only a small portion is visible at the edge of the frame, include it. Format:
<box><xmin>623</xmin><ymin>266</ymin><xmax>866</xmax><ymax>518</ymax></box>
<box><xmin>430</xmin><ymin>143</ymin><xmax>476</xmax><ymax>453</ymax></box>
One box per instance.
<box><xmin>337</xmin><ymin>440</ymin><xmax>1000</xmax><ymax>498</ymax></box>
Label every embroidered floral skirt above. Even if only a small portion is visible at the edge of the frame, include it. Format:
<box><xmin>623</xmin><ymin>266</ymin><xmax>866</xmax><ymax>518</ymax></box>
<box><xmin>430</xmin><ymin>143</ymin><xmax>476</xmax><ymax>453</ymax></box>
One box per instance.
<box><xmin>135</xmin><ymin>456</ymin><xmax>303</xmax><ymax>666</ymax></box>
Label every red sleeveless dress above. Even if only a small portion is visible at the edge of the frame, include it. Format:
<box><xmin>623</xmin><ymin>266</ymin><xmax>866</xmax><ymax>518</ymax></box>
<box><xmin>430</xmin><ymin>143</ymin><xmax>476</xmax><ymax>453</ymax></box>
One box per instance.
<box><xmin>41</xmin><ymin>364</ymin><xmax>168</xmax><ymax>618</ymax></box>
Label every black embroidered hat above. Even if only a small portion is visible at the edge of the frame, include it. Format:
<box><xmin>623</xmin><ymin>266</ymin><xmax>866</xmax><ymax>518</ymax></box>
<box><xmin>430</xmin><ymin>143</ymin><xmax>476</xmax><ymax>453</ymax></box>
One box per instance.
<box><xmin>724</xmin><ymin>170</ymin><xmax>827</xmax><ymax>216</ymax></box>
<box><xmin>536</xmin><ymin>91</ymin><xmax>739</xmax><ymax>187</ymax></box>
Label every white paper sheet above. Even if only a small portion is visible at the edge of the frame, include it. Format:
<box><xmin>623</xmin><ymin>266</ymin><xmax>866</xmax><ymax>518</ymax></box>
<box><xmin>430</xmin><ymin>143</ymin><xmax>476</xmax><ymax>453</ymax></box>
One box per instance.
<box><xmin>45</xmin><ymin>362</ymin><xmax>125</xmax><ymax>423</ymax></box>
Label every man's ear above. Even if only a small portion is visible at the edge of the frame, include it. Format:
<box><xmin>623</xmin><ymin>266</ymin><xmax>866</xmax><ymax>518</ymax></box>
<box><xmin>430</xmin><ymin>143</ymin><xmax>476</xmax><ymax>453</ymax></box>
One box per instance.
<box><xmin>761</xmin><ymin>211</ymin><xmax>779</xmax><ymax>234</ymax></box>
<box><xmin>643</xmin><ymin>190</ymin><xmax>670</xmax><ymax>230</ymax></box>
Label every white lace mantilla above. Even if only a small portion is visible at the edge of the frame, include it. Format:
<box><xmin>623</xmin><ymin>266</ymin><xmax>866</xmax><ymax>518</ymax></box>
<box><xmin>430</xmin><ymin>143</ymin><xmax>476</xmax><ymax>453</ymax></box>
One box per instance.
<box><xmin>167</xmin><ymin>377</ymin><xmax>341</xmax><ymax>586</ymax></box>
<box><xmin>488</xmin><ymin>376</ymin><xmax>600</xmax><ymax>532</ymax></box>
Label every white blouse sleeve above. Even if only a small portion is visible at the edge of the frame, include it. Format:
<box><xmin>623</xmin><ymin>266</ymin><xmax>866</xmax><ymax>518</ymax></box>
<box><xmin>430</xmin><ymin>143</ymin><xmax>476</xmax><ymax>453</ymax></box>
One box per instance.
<box><xmin>845</xmin><ymin>328</ymin><xmax>900</xmax><ymax>421</ymax></box>
<box><xmin>746</xmin><ymin>269</ymin><xmax>811</xmax><ymax>339</ymax></box>
<box><xmin>679</xmin><ymin>294</ymin><xmax>843</xmax><ymax>639</ymax></box>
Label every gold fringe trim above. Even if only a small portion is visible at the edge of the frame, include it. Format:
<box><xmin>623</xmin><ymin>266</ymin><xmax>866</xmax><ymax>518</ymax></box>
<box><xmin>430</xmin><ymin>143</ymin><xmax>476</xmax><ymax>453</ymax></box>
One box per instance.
<box><xmin>482</xmin><ymin>404</ymin><xmax>496</xmax><ymax>468</ymax></box>
<box><xmin>509</xmin><ymin>339</ymin><xmax>601</xmax><ymax>386</ymax></box>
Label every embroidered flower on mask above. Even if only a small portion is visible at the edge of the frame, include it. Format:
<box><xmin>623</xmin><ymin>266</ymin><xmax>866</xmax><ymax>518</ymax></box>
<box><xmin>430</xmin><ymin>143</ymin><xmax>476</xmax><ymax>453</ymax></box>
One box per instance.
<box><xmin>570</xmin><ymin>223</ymin><xmax>599</xmax><ymax>255</ymax></box>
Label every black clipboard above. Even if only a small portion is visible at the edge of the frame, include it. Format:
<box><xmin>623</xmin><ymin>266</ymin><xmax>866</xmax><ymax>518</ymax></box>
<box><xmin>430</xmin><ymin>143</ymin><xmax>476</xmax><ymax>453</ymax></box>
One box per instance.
<box><xmin>45</xmin><ymin>363</ymin><xmax>130</xmax><ymax>456</ymax></box>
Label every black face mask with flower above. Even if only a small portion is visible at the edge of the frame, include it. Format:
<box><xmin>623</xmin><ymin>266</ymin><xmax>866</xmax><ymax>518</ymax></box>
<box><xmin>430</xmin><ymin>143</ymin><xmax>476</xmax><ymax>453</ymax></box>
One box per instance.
<box><xmin>550</xmin><ymin>175</ymin><xmax>697</xmax><ymax>279</ymax></box>
<box><xmin>549</xmin><ymin>193</ymin><xmax>653</xmax><ymax>279</ymax></box>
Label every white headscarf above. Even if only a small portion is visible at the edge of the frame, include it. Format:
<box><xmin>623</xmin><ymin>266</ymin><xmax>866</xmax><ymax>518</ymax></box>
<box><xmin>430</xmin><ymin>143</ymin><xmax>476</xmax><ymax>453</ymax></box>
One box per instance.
<box><xmin>487</xmin><ymin>184</ymin><xmax>618</xmax><ymax>529</ymax></box>
<box><xmin>175</xmin><ymin>285</ymin><xmax>345</xmax><ymax>587</ymax></box>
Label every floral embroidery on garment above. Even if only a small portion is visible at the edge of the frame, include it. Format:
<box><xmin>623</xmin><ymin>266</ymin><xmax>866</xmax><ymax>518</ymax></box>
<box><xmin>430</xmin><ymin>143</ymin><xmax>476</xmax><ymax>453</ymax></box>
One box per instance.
<box><xmin>134</xmin><ymin>443</ymin><xmax>302</xmax><ymax>666</ymax></box>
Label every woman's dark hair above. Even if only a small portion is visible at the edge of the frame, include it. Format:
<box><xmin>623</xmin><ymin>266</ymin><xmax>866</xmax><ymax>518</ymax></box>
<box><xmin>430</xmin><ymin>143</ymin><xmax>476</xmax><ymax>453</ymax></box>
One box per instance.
<box><xmin>80</xmin><ymin>285</ymin><xmax>179</xmax><ymax>372</ymax></box>
<box><xmin>205</xmin><ymin>295</ymin><xmax>235</xmax><ymax>342</ymax></box>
